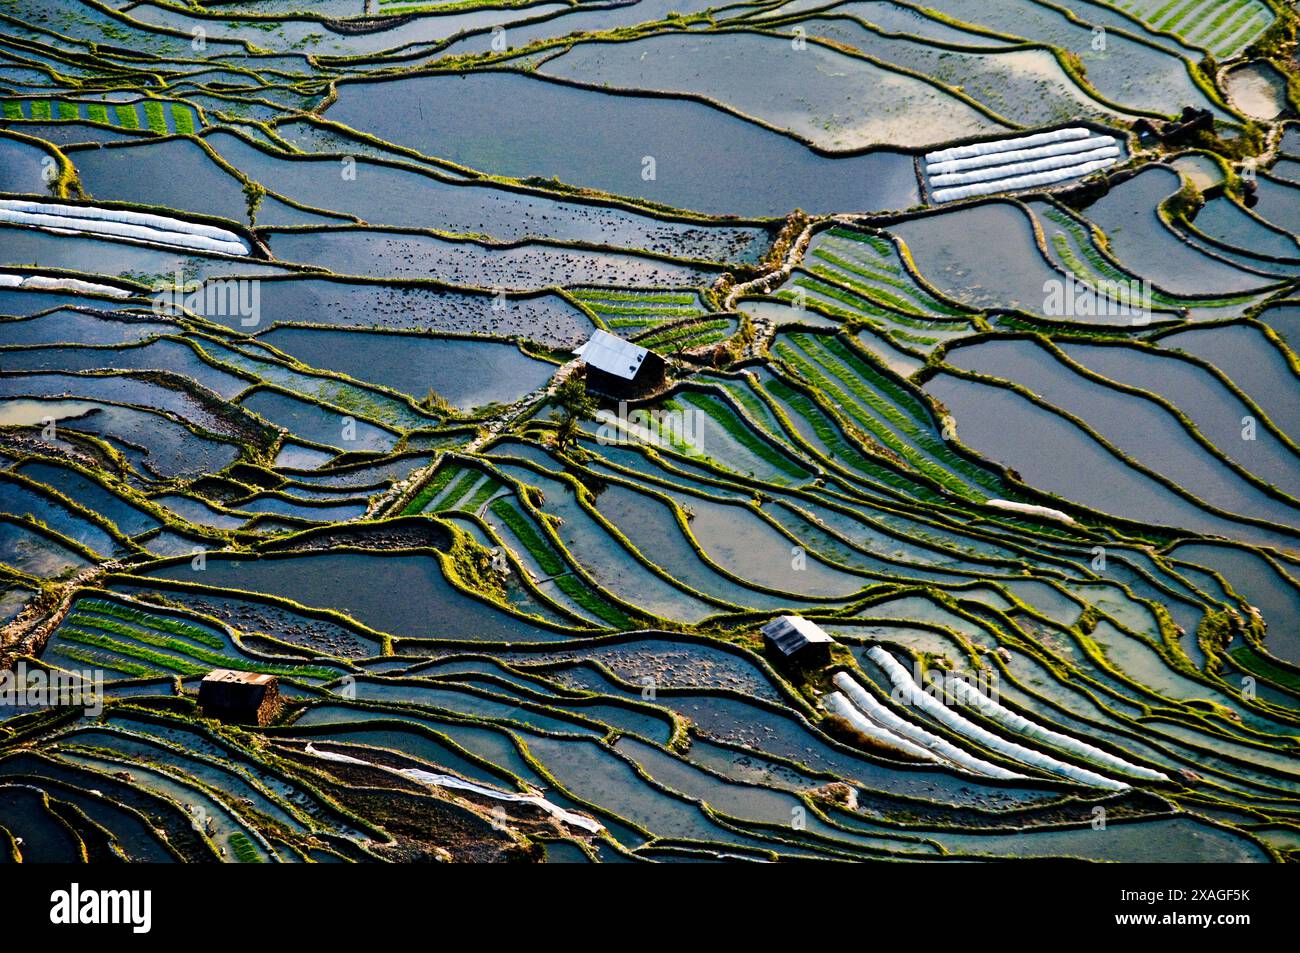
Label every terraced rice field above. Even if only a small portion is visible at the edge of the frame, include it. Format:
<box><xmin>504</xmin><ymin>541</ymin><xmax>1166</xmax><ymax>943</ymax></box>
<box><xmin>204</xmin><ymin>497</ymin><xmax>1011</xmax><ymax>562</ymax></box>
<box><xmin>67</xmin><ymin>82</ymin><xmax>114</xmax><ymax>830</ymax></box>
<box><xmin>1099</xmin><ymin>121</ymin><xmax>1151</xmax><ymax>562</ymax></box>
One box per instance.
<box><xmin>0</xmin><ymin>0</ymin><xmax>1299</xmax><ymax>875</ymax></box>
<box><xmin>1112</xmin><ymin>0</ymin><xmax>1275</xmax><ymax>57</ymax></box>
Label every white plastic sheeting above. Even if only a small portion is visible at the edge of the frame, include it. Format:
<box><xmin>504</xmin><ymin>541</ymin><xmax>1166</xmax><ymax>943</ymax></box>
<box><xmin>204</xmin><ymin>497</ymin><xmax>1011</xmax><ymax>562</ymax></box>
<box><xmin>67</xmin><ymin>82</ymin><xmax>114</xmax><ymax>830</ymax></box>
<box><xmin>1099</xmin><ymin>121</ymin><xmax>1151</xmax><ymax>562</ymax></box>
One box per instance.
<box><xmin>926</xmin><ymin>127</ymin><xmax>1092</xmax><ymax>164</ymax></box>
<box><xmin>0</xmin><ymin>272</ymin><xmax>132</xmax><ymax>297</ymax></box>
<box><xmin>823</xmin><ymin>690</ymin><xmax>942</xmax><ymax>763</ymax></box>
<box><xmin>926</xmin><ymin>134</ymin><xmax>1117</xmax><ymax>175</ymax></box>
<box><xmin>866</xmin><ymin>647</ymin><xmax>1131</xmax><ymax>790</ymax></box>
<box><xmin>929</xmin><ymin>146</ymin><xmax>1121</xmax><ymax>188</ymax></box>
<box><xmin>931</xmin><ymin>157</ymin><xmax>1118</xmax><ymax>204</ymax></box>
<box><xmin>830</xmin><ymin>672</ymin><xmax>1028</xmax><ymax>780</ymax></box>
<box><xmin>945</xmin><ymin>678</ymin><xmax>1169</xmax><ymax>782</ymax></box>
<box><xmin>986</xmin><ymin>499</ymin><xmax>1078</xmax><ymax>525</ymax></box>
<box><xmin>0</xmin><ymin>199</ymin><xmax>250</xmax><ymax>256</ymax></box>
<box><xmin>923</xmin><ymin>128</ymin><xmax>1120</xmax><ymax>204</ymax></box>
<box><xmin>306</xmin><ymin>743</ymin><xmax>604</xmax><ymax>833</ymax></box>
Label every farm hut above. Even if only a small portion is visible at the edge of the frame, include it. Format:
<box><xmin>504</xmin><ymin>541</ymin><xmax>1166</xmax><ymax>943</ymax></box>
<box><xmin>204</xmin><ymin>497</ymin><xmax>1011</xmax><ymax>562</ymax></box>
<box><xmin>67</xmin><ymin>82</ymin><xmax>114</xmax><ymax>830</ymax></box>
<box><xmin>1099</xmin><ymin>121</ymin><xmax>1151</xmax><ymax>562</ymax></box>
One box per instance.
<box><xmin>1129</xmin><ymin>108</ymin><xmax>1213</xmax><ymax>147</ymax></box>
<box><xmin>1130</xmin><ymin>118</ymin><xmax>1162</xmax><ymax>144</ymax></box>
<box><xmin>761</xmin><ymin>615</ymin><xmax>835</xmax><ymax>668</ymax></box>
<box><xmin>573</xmin><ymin>329</ymin><xmax>667</xmax><ymax>399</ymax></box>
<box><xmin>199</xmin><ymin>669</ymin><xmax>281</xmax><ymax>725</ymax></box>
<box><xmin>1168</xmin><ymin>107</ymin><xmax>1214</xmax><ymax>143</ymax></box>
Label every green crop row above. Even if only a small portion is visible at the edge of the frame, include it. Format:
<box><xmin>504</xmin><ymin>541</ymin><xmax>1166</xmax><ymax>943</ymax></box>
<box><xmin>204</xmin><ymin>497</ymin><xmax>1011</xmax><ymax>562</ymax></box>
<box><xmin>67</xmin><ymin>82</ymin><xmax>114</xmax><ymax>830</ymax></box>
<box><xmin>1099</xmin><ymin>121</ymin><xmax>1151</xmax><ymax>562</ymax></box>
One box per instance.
<box><xmin>58</xmin><ymin>627</ymin><xmax>210</xmax><ymax>677</ymax></box>
<box><xmin>143</xmin><ymin>100</ymin><xmax>168</xmax><ymax>135</ymax></box>
<box><xmin>58</xmin><ymin>619</ymin><xmax>339</xmax><ymax>680</ymax></box>
<box><xmin>489</xmin><ymin>498</ymin><xmax>566</xmax><ymax>576</ymax></box>
<box><xmin>813</xmin><ymin>335</ymin><xmax>932</xmax><ymax>428</ymax></box>
<box><xmin>824</xmin><ymin>226</ymin><xmax>894</xmax><ymax>257</ymax></box>
<box><xmin>810</xmin><ymin>248</ymin><xmax>966</xmax><ymax>317</ymax></box>
<box><xmin>762</xmin><ymin>377</ymin><xmax>879</xmax><ymax>476</ymax></box>
<box><xmin>461</xmin><ymin>477</ymin><xmax>503</xmax><ymax>513</ymax></box>
<box><xmin>0</xmin><ymin>98</ymin><xmax>199</xmax><ymax>132</ymax></box>
<box><xmin>53</xmin><ymin>643</ymin><xmax>158</xmax><ymax>679</ymax></box>
<box><xmin>173</xmin><ymin>103</ymin><xmax>196</xmax><ymax>134</ymax></box>
<box><xmin>572</xmin><ymin>289</ymin><xmax>698</xmax><ymax>305</ymax></box>
<box><xmin>791</xmin><ymin>275</ymin><xmax>893</xmax><ymax>320</ymax></box>
<box><xmin>716</xmin><ymin>379</ymin><xmax>782</xmax><ymax>431</ymax></box>
<box><xmin>581</xmin><ymin>302</ymin><xmax>701</xmax><ymax>318</ymax></box>
<box><xmin>435</xmin><ymin>469</ymin><xmax>486</xmax><ymax>512</ymax></box>
<box><xmin>487</xmin><ymin>498</ymin><xmax>631</xmax><ymax>626</ymax></box>
<box><xmin>1190</xmin><ymin>0</ymin><xmax>1252</xmax><ymax>39</ymax></box>
<box><xmin>808</xmin><ymin>259</ymin><xmax>960</xmax><ymax>320</ymax></box>
<box><xmin>403</xmin><ymin>464</ymin><xmax>461</xmax><ymax>514</ymax></box>
<box><xmin>677</xmin><ymin>391</ymin><xmax>810</xmax><ymax>481</ymax></box>
<box><xmin>637</xmin><ymin>318</ymin><xmax>733</xmax><ymax>350</ymax></box>
<box><xmin>776</xmin><ymin>342</ymin><xmax>972</xmax><ymax>496</ymax></box>
<box><xmin>789</xmin><ymin>332</ymin><xmax>996</xmax><ymax>491</ymax></box>
<box><xmin>228</xmin><ymin>832</ymin><xmax>264</xmax><ymax>863</ymax></box>
<box><xmin>812</xmin><ymin>246</ymin><xmax>905</xmax><ymax>286</ymax></box>
<box><xmin>816</xmin><ymin>335</ymin><xmax>998</xmax><ymax>486</ymax></box>
<box><xmin>114</xmin><ymin>104</ymin><xmax>140</xmax><ymax>129</ymax></box>
<box><xmin>76</xmin><ymin>598</ymin><xmax>226</xmax><ymax>650</ymax></box>
<box><xmin>552</xmin><ymin>574</ymin><xmax>633</xmax><ymax>628</ymax></box>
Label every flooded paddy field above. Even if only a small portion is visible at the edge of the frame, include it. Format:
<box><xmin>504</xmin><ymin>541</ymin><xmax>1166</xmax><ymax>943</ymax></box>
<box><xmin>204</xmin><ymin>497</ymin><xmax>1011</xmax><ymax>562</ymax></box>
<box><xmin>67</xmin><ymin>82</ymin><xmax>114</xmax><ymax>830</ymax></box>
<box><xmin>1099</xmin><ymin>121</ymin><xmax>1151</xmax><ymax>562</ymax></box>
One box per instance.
<box><xmin>0</xmin><ymin>0</ymin><xmax>1299</xmax><ymax>872</ymax></box>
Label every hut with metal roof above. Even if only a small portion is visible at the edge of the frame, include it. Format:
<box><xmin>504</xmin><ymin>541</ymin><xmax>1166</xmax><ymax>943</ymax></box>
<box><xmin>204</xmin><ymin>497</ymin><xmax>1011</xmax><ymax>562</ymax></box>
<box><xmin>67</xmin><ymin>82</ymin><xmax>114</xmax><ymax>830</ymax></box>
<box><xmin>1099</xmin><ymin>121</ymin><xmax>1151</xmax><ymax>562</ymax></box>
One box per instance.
<box><xmin>761</xmin><ymin>615</ymin><xmax>835</xmax><ymax>667</ymax></box>
<box><xmin>573</xmin><ymin>329</ymin><xmax>667</xmax><ymax>399</ymax></box>
<box><xmin>199</xmin><ymin>669</ymin><xmax>281</xmax><ymax>725</ymax></box>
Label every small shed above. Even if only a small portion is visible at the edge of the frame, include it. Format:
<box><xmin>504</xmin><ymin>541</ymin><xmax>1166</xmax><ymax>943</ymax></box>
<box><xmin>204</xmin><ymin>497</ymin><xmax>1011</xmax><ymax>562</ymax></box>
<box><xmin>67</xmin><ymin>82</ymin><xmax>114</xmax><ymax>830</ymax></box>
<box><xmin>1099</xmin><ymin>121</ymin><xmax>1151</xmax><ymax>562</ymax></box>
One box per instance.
<box><xmin>1129</xmin><ymin>108</ymin><xmax>1212</xmax><ymax>147</ymax></box>
<box><xmin>1130</xmin><ymin>118</ymin><xmax>1161</xmax><ymax>144</ymax></box>
<box><xmin>761</xmin><ymin>615</ymin><xmax>835</xmax><ymax>667</ymax></box>
<box><xmin>574</xmin><ymin>329</ymin><xmax>667</xmax><ymax>399</ymax></box>
<box><xmin>199</xmin><ymin>669</ymin><xmax>281</xmax><ymax>725</ymax></box>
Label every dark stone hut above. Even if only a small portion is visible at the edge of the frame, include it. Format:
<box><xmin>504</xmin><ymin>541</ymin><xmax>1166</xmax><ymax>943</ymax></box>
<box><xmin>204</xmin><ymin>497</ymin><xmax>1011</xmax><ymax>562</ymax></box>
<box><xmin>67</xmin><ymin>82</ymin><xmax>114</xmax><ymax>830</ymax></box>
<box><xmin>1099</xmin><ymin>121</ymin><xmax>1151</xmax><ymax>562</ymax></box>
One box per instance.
<box><xmin>1130</xmin><ymin>107</ymin><xmax>1214</xmax><ymax>147</ymax></box>
<box><xmin>199</xmin><ymin>669</ymin><xmax>281</xmax><ymax>725</ymax></box>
